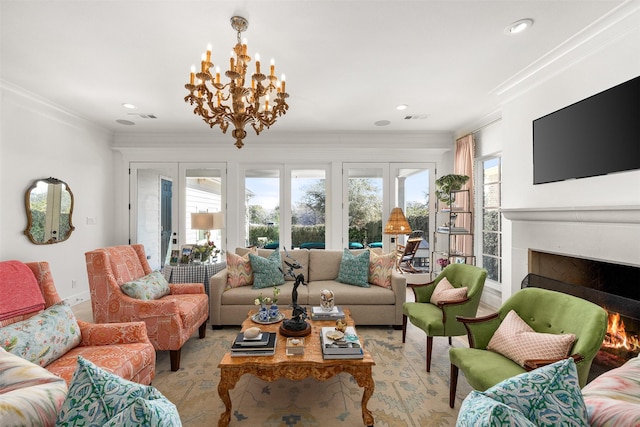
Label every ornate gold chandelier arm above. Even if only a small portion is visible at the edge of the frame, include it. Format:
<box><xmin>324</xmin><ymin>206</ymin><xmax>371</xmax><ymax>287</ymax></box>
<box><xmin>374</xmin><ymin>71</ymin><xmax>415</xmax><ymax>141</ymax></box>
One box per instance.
<box><xmin>184</xmin><ymin>16</ymin><xmax>289</xmax><ymax>149</ymax></box>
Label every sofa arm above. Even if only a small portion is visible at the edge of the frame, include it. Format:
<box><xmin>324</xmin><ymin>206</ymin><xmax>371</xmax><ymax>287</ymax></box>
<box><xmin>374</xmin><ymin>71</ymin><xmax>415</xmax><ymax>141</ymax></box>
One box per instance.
<box><xmin>169</xmin><ymin>282</ymin><xmax>205</xmax><ymax>295</ymax></box>
<box><xmin>78</xmin><ymin>320</ymin><xmax>150</xmax><ymax>346</ymax></box>
<box><xmin>390</xmin><ymin>270</ymin><xmax>407</xmax><ymax>326</ymax></box>
<box><xmin>209</xmin><ymin>268</ymin><xmax>228</xmax><ymax>325</ymax></box>
<box><xmin>456</xmin><ymin>312</ymin><xmax>501</xmax><ymax>349</ymax></box>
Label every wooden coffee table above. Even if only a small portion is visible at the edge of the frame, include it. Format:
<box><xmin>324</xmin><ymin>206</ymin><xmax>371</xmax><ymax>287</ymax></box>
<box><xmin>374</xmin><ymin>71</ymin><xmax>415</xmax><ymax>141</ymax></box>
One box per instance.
<box><xmin>217</xmin><ymin>308</ymin><xmax>375</xmax><ymax>426</ymax></box>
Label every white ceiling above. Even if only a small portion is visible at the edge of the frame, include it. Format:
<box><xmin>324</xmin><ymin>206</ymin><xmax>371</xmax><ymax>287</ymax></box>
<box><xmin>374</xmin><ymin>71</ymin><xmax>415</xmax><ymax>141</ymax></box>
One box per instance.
<box><xmin>0</xmin><ymin>0</ymin><xmax>628</xmax><ymax>143</ymax></box>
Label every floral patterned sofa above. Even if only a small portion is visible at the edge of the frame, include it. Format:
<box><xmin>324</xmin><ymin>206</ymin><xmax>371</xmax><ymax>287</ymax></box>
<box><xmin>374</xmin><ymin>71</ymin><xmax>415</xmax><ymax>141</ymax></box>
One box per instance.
<box><xmin>0</xmin><ymin>260</ymin><xmax>156</xmax><ymax>386</ymax></box>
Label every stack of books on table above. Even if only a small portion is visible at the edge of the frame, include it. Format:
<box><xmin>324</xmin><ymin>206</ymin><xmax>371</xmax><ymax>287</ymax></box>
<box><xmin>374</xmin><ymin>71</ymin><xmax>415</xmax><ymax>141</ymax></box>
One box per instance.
<box><xmin>310</xmin><ymin>306</ymin><xmax>345</xmax><ymax>321</ymax></box>
<box><xmin>230</xmin><ymin>331</ymin><xmax>277</xmax><ymax>357</ymax></box>
<box><xmin>320</xmin><ymin>326</ymin><xmax>364</xmax><ymax>360</ymax></box>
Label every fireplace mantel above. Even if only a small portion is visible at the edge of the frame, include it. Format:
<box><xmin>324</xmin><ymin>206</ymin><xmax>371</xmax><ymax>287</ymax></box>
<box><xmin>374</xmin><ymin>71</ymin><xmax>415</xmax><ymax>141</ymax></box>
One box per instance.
<box><xmin>502</xmin><ymin>205</ymin><xmax>640</xmax><ymax>224</ymax></box>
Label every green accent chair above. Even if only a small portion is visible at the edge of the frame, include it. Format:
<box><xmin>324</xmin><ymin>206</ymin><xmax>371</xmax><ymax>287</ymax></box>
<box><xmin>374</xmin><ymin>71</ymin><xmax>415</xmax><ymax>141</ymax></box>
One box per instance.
<box><xmin>449</xmin><ymin>287</ymin><xmax>608</xmax><ymax>408</ymax></box>
<box><xmin>402</xmin><ymin>264</ymin><xmax>487</xmax><ymax>372</ymax></box>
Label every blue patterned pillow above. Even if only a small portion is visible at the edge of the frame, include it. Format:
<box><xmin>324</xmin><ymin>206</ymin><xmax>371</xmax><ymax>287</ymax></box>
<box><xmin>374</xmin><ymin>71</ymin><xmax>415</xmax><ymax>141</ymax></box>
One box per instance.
<box><xmin>475</xmin><ymin>358</ymin><xmax>588</xmax><ymax>427</ymax></box>
<box><xmin>337</xmin><ymin>249</ymin><xmax>370</xmax><ymax>287</ymax></box>
<box><xmin>56</xmin><ymin>356</ymin><xmax>181</xmax><ymax>426</ymax></box>
<box><xmin>250</xmin><ymin>251</ymin><xmax>285</xmax><ymax>289</ymax></box>
<box><xmin>0</xmin><ymin>301</ymin><xmax>80</xmax><ymax>367</ymax></box>
<box><xmin>457</xmin><ymin>391</ymin><xmax>536</xmax><ymax>427</ymax></box>
<box><xmin>121</xmin><ymin>271</ymin><xmax>170</xmax><ymax>300</ymax></box>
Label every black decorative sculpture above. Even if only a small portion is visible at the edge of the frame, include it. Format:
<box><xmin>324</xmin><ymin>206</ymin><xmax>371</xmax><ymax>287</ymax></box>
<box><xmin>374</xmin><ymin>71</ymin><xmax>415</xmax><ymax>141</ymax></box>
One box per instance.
<box><xmin>279</xmin><ymin>248</ymin><xmax>311</xmax><ymax>336</ymax></box>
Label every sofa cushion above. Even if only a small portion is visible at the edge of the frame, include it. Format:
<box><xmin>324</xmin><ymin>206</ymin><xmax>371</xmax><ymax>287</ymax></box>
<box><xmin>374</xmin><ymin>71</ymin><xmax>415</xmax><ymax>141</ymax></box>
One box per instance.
<box><xmin>226</xmin><ymin>249</ymin><xmax>256</xmax><ymax>288</ymax></box>
<box><xmin>56</xmin><ymin>356</ymin><xmax>180</xmax><ymax>426</ymax></box>
<box><xmin>121</xmin><ymin>271</ymin><xmax>170</xmax><ymax>300</ymax></box>
<box><xmin>479</xmin><ymin>358</ymin><xmax>588</xmax><ymax>426</ymax></box>
<box><xmin>582</xmin><ymin>355</ymin><xmax>640</xmax><ymax>427</ymax></box>
<box><xmin>0</xmin><ymin>301</ymin><xmax>80</xmax><ymax>367</ymax></box>
<box><xmin>307</xmin><ymin>281</ymin><xmax>395</xmax><ymax>305</ymax></box>
<box><xmin>250</xmin><ymin>251</ymin><xmax>285</xmax><ymax>289</ymax></box>
<box><xmin>337</xmin><ymin>249</ymin><xmax>370</xmax><ymax>287</ymax></box>
<box><xmin>430</xmin><ymin>277</ymin><xmax>468</xmax><ymax>304</ymax></box>
<box><xmin>456</xmin><ymin>391</ymin><xmax>536</xmax><ymax>427</ymax></box>
<box><xmin>369</xmin><ymin>251</ymin><xmax>395</xmax><ymax>289</ymax></box>
<box><xmin>0</xmin><ymin>347</ymin><xmax>68</xmax><ymax>427</ymax></box>
<box><xmin>487</xmin><ymin>310</ymin><xmax>576</xmax><ymax>367</ymax></box>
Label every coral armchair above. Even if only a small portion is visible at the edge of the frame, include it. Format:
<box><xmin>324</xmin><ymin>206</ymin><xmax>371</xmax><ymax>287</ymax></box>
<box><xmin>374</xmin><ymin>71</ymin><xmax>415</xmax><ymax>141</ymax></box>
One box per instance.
<box><xmin>449</xmin><ymin>287</ymin><xmax>607</xmax><ymax>408</ymax></box>
<box><xmin>402</xmin><ymin>263</ymin><xmax>487</xmax><ymax>372</ymax></box>
<box><xmin>0</xmin><ymin>261</ymin><xmax>155</xmax><ymax>386</ymax></box>
<box><xmin>85</xmin><ymin>244</ymin><xmax>209</xmax><ymax>371</ymax></box>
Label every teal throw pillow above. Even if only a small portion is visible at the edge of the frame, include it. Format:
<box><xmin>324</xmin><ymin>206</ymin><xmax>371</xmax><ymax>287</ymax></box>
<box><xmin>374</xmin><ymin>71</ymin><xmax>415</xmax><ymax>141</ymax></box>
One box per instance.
<box><xmin>56</xmin><ymin>356</ymin><xmax>181</xmax><ymax>426</ymax></box>
<box><xmin>481</xmin><ymin>358</ymin><xmax>588</xmax><ymax>427</ymax></box>
<box><xmin>456</xmin><ymin>391</ymin><xmax>536</xmax><ymax>427</ymax></box>
<box><xmin>121</xmin><ymin>271</ymin><xmax>170</xmax><ymax>300</ymax></box>
<box><xmin>250</xmin><ymin>251</ymin><xmax>285</xmax><ymax>289</ymax></box>
<box><xmin>337</xmin><ymin>249</ymin><xmax>370</xmax><ymax>287</ymax></box>
<box><xmin>0</xmin><ymin>301</ymin><xmax>80</xmax><ymax>367</ymax></box>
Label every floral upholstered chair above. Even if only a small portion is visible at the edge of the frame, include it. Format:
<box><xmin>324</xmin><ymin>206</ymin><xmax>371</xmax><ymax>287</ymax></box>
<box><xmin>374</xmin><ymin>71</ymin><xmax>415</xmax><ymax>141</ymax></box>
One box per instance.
<box><xmin>0</xmin><ymin>260</ymin><xmax>155</xmax><ymax>386</ymax></box>
<box><xmin>85</xmin><ymin>244</ymin><xmax>209</xmax><ymax>371</ymax></box>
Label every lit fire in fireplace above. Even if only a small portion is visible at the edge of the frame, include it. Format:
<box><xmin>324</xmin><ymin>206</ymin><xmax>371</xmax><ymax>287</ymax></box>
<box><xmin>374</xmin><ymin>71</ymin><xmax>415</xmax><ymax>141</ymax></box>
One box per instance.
<box><xmin>602</xmin><ymin>312</ymin><xmax>640</xmax><ymax>352</ymax></box>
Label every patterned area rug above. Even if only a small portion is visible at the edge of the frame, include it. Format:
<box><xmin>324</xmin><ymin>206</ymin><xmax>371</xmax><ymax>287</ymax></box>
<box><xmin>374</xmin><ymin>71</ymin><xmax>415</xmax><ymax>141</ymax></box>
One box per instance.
<box><xmin>153</xmin><ymin>324</ymin><xmax>473</xmax><ymax>427</ymax></box>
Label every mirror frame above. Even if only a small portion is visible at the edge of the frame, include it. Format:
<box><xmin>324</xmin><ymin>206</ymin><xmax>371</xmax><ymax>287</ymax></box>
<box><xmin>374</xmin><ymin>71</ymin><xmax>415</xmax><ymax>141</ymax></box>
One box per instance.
<box><xmin>24</xmin><ymin>177</ymin><xmax>76</xmax><ymax>244</ymax></box>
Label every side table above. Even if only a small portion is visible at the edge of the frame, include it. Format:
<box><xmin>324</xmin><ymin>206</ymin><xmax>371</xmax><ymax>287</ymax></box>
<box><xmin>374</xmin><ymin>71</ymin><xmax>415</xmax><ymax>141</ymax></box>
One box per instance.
<box><xmin>162</xmin><ymin>262</ymin><xmax>226</xmax><ymax>297</ymax></box>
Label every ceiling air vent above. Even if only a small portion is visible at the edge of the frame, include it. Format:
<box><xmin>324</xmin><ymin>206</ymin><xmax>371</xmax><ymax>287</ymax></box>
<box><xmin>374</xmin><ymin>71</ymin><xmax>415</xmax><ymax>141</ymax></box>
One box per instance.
<box><xmin>404</xmin><ymin>114</ymin><xmax>429</xmax><ymax>120</ymax></box>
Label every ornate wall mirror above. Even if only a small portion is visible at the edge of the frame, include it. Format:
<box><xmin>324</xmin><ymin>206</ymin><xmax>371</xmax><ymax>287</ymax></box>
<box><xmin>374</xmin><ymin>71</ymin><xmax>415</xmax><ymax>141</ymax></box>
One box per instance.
<box><xmin>24</xmin><ymin>177</ymin><xmax>75</xmax><ymax>244</ymax></box>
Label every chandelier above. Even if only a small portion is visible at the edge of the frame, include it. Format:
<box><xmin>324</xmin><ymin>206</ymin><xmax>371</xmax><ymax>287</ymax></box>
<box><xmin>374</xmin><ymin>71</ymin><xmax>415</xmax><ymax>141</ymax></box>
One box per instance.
<box><xmin>184</xmin><ymin>16</ymin><xmax>289</xmax><ymax>149</ymax></box>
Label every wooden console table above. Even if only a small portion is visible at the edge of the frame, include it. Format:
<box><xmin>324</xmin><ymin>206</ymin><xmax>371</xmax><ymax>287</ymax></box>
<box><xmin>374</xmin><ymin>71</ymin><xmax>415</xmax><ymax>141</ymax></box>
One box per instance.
<box><xmin>217</xmin><ymin>309</ymin><xmax>375</xmax><ymax>426</ymax></box>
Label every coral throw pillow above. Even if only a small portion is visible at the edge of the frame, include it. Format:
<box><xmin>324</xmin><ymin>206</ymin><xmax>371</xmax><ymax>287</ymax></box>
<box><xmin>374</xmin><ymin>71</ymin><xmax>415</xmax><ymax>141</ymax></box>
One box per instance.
<box><xmin>226</xmin><ymin>248</ymin><xmax>256</xmax><ymax>289</ymax></box>
<box><xmin>369</xmin><ymin>251</ymin><xmax>395</xmax><ymax>289</ymax></box>
<box><xmin>487</xmin><ymin>310</ymin><xmax>576</xmax><ymax>367</ymax></box>
<box><xmin>430</xmin><ymin>277</ymin><xmax>468</xmax><ymax>304</ymax></box>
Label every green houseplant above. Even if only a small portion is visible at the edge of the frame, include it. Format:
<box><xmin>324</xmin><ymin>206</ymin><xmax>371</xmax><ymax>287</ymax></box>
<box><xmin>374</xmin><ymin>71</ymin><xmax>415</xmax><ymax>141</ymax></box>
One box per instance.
<box><xmin>435</xmin><ymin>174</ymin><xmax>469</xmax><ymax>206</ymax></box>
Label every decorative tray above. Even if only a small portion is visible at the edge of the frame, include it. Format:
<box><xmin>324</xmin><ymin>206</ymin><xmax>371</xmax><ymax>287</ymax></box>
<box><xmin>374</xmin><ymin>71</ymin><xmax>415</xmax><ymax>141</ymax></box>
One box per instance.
<box><xmin>251</xmin><ymin>312</ymin><xmax>285</xmax><ymax>325</ymax></box>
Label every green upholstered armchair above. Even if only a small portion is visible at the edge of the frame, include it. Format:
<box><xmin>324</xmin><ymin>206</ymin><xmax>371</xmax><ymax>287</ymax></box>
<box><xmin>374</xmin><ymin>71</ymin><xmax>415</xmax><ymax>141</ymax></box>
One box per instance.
<box><xmin>449</xmin><ymin>287</ymin><xmax>608</xmax><ymax>408</ymax></box>
<box><xmin>402</xmin><ymin>264</ymin><xmax>487</xmax><ymax>372</ymax></box>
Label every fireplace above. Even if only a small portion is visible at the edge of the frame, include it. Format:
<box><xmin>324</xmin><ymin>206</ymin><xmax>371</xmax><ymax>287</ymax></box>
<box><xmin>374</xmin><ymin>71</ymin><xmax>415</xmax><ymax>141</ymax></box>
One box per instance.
<box><xmin>523</xmin><ymin>251</ymin><xmax>640</xmax><ymax>379</ymax></box>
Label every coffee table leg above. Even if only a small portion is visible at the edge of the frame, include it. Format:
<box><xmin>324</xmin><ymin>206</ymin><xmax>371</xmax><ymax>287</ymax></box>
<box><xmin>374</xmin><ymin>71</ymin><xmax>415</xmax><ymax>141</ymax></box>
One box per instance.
<box><xmin>218</xmin><ymin>368</ymin><xmax>242</xmax><ymax>427</ymax></box>
<box><xmin>345</xmin><ymin>366</ymin><xmax>375</xmax><ymax>426</ymax></box>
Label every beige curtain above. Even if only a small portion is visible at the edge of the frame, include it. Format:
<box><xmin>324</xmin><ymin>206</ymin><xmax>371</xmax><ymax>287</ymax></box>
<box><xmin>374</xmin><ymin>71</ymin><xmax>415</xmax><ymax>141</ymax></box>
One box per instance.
<box><xmin>453</xmin><ymin>134</ymin><xmax>475</xmax><ymax>262</ymax></box>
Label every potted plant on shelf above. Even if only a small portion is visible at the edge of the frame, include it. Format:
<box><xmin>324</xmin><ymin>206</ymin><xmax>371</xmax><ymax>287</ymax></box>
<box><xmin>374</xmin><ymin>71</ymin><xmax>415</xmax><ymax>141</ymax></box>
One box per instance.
<box><xmin>435</xmin><ymin>174</ymin><xmax>469</xmax><ymax>206</ymax></box>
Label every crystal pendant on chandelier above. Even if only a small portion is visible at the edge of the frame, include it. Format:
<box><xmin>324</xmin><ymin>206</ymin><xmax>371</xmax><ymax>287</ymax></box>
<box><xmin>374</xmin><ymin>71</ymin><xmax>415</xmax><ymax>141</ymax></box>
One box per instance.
<box><xmin>184</xmin><ymin>16</ymin><xmax>289</xmax><ymax>149</ymax></box>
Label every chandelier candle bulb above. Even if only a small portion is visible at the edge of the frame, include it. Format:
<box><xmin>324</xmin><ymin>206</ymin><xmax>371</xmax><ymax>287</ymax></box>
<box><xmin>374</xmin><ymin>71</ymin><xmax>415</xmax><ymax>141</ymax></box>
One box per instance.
<box><xmin>190</xmin><ymin>65</ymin><xmax>195</xmax><ymax>85</ymax></box>
<box><xmin>281</xmin><ymin>74</ymin><xmax>286</xmax><ymax>93</ymax></box>
<box><xmin>255</xmin><ymin>53</ymin><xmax>260</xmax><ymax>74</ymax></box>
<box><xmin>270</xmin><ymin>58</ymin><xmax>275</xmax><ymax>77</ymax></box>
<box><xmin>215</xmin><ymin>66</ymin><xmax>220</xmax><ymax>84</ymax></box>
<box><xmin>206</xmin><ymin>44</ymin><xmax>212</xmax><ymax>62</ymax></box>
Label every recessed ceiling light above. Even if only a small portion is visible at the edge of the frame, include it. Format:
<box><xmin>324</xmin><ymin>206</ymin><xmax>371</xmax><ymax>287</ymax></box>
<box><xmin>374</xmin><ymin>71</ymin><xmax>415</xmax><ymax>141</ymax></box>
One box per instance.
<box><xmin>505</xmin><ymin>18</ymin><xmax>533</xmax><ymax>35</ymax></box>
<box><xmin>396</xmin><ymin>104</ymin><xmax>408</xmax><ymax>111</ymax></box>
<box><xmin>116</xmin><ymin>119</ymin><xmax>136</xmax><ymax>126</ymax></box>
<box><xmin>374</xmin><ymin>120</ymin><xmax>391</xmax><ymax>127</ymax></box>
<box><xmin>122</xmin><ymin>103</ymin><xmax>137</xmax><ymax>109</ymax></box>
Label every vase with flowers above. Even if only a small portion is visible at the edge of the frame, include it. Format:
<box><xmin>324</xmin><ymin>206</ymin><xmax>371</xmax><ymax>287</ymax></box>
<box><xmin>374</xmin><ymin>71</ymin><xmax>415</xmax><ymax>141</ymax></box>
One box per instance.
<box><xmin>193</xmin><ymin>241</ymin><xmax>219</xmax><ymax>264</ymax></box>
<box><xmin>254</xmin><ymin>286</ymin><xmax>280</xmax><ymax>322</ymax></box>
<box><xmin>437</xmin><ymin>258</ymin><xmax>449</xmax><ymax>269</ymax></box>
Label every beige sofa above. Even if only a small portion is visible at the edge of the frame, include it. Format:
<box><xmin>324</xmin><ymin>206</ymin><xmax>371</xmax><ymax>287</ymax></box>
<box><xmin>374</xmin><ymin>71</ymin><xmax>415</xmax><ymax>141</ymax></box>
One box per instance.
<box><xmin>210</xmin><ymin>248</ymin><xmax>406</xmax><ymax>328</ymax></box>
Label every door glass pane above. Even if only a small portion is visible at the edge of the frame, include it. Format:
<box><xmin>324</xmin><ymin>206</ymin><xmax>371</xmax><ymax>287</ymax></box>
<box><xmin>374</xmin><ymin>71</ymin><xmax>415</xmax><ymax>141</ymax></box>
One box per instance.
<box><xmin>246</xmin><ymin>169</ymin><xmax>280</xmax><ymax>248</ymax></box>
<box><xmin>291</xmin><ymin>169</ymin><xmax>326</xmax><ymax>248</ymax></box>
<box><xmin>347</xmin><ymin>168</ymin><xmax>382</xmax><ymax>247</ymax></box>
<box><xmin>136</xmin><ymin>167</ymin><xmax>174</xmax><ymax>270</ymax></box>
<box><xmin>397</xmin><ymin>168</ymin><xmax>430</xmax><ymax>270</ymax></box>
<box><xmin>185</xmin><ymin>168</ymin><xmax>223</xmax><ymax>251</ymax></box>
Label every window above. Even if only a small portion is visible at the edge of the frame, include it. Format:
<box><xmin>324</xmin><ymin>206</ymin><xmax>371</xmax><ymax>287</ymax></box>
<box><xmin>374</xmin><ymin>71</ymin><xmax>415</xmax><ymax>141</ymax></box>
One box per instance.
<box><xmin>245</xmin><ymin>168</ymin><xmax>281</xmax><ymax>248</ymax></box>
<box><xmin>480</xmin><ymin>157</ymin><xmax>502</xmax><ymax>283</ymax></box>
<box><xmin>291</xmin><ymin>169</ymin><xmax>326</xmax><ymax>248</ymax></box>
<box><xmin>344</xmin><ymin>166</ymin><xmax>384</xmax><ymax>248</ymax></box>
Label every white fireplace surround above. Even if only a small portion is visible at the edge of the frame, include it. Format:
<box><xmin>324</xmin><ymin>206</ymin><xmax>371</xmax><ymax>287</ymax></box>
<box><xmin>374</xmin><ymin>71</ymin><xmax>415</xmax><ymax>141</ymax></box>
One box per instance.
<box><xmin>502</xmin><ymin>205</ymin><xmax>640</xmax><ymax>302</ymax></box>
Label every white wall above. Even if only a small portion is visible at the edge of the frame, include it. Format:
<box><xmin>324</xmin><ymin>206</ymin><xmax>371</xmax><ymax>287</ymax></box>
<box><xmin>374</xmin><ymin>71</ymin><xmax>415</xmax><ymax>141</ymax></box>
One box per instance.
<box><xmin>499</xmin><ymin>5</ymin><xmax>640</xmax><ymax>301</ymax></box>
<box><xmin>0</xmin><ymin>85</ymin><xmax>115</xmax><ymax>304</ymax></box>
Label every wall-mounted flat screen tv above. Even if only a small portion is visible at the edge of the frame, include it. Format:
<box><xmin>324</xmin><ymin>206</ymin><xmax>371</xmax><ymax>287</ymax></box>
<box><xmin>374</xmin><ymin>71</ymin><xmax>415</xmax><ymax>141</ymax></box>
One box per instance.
<box><xmin>533</xmin><ymin>76</ymin><xmax>640</xmax><ymax>185</ymax></box>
